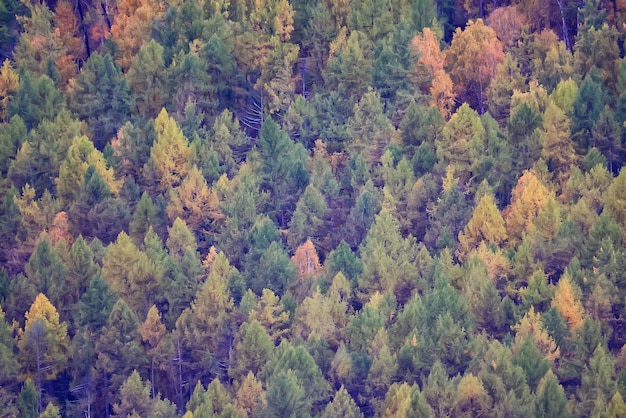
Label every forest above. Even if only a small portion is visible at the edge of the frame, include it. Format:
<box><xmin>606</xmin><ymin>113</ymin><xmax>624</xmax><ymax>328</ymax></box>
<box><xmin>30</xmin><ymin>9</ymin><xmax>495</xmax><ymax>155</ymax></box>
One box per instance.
<box><xmin>3</xmin><ymin>0</ymin><xmax>626</xmax><ymax>416</ymax></box>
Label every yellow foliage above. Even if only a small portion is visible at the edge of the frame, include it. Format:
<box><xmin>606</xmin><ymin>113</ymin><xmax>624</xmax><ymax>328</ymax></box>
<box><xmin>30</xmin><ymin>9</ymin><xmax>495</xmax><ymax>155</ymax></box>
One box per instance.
<box><xmin>458</xmin><ymin>193</ymin><xmax>506</xmax><ymax>260</ymax></box>
<box><xmin>513</xmin><ymin>306</ymin><xmax>560</xmax><ymax>362</ymax></box>
<box><xmin>504</xmin><ymin>170</ymin><xmax>550</xmax><ymax>243</ymax></box>
<box><xmin>551</xmin><ymin>274</ymin><xmax>585</xmax><ymax>331</ymax></box>
<box><xmin>0</xmin><ymin>59</ymin><xmax>19</xmax><ymax>122</ymax></box>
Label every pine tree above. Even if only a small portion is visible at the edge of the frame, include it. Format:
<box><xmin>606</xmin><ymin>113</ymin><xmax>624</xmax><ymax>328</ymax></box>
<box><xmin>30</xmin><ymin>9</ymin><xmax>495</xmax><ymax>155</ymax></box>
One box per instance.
<box><xmin>358</xmin><ymin>210</ymin><xmax>419</xmax><ymax>303</ymax></box>
<box><xmin>95</xmin><ymin>299</ymin><xmax>147</xmax><ymax>416</ymax></box>
<box><xmin>228</xmin><ymin>320</ymin><xmax>273</xmax><ymax>383</ymax></box>
<box><xmin>112</xmin><ymin>370</ymin><xmax>154</xmax><ymax>417</ymax></box>
<box><xmin>127</xmin><ymin>40</ymin><xmax>168</xmax><ymax>119</ymax></box>
<box><xmin>535</xmin><ymin>369</ymin><xmax>570</xmax><ymax>418</ymax></box>
<box><xmin>69</xmin><ymin>54</ymin><xmax>133</xmax><ymax>147</ymax></box>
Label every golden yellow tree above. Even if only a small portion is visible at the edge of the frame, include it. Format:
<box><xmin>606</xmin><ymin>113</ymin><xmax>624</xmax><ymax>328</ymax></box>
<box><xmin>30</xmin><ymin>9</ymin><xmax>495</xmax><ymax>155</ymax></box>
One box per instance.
<box><xmin>551</xmin><ymin>274</ymin><xmax>585</xmax><ymax>331</ymax></box>
<box><xmin>0</xmin><ymin>59</ymin><xmax>18</xmax><ymax>122</ymax></box>
<box><xmin>248</xmin><ymin>289</ymin><xmax>290</xmax><ymax>342</ymax></box>
<box><xmin>236</xmin><ymin>371</ymin><xmax>266</xmax><ymax>416</ymax></box>
<box><xmin>167</xmin><ymin>165</ymin><xmax>224</xmax><ymax>238</ymax></box>
<box><xmin>150</xmin><ymin>108</ymin><xmax>192</xmax><ymax>192</ymax></box>
<box><xmin>56</xmin><ymin>135</ymin><xmax>122</xmax><ymax>204</ymax></box>
<box><xmin>512</xmin><ymin>306</ymin><xmax>560</xmax><ymax>363</ymax></box>
<box><xmin>109</xmin><ymin>0</ymin><xmax>164</xmax><ymax>71</ymax></box>
<box><xmin>458</xmin><ymin>193</ymin><xmax>507</xmax><ymax>260</ymax></box>
<box><xmin>504</xmin><ymin>170</ymin><xmax>550</xmax><ymax>244</ymax></box>
<box><xmin>18</xmin><ymin>294</ymin><xmax>71</xmax><ymax>412</ymax></box>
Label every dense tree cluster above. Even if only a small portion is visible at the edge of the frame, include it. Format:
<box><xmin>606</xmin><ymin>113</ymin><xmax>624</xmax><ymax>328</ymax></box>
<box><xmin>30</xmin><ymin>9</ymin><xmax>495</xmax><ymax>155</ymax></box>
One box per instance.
<box><xmin>3</xmin><ymin>0</ymin><xmax>626</xmax><ymax>416</ymax></box>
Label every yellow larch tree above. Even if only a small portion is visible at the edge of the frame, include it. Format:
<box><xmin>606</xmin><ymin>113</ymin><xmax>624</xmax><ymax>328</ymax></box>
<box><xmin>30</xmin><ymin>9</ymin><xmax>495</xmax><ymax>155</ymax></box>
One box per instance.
<box><xmin>504</xmin><ymin>170</ymin><xmax>550</xmax><ymax>244</ymax></box>
<box><xmin>150</xmin><ymin>108</ymin><xmax>192</xmax><ymax>192</ymax></box>
<box><xmin>458</xmin><ymin>193</ymin><xmax>507</xmax><ymax>260</ymax></box>
<box><xmin>0</xmin><ymin>59</ymin><xmax>19</xmax><ymax>122</ymax></box>
<box><xmin>166</xmin><ymin>165</ymin><xmax>224</xmax><ymax>239</ymax></box>
<box><xmin>512</xmin><ymin>306</ymin><xmax>560</xmax><ymax>363</ymax></box>
<box><xmin>551</xmin><ymin>274</ymin><xmax>585</xmax><ymax>331</ymax></box>
<box><xmin>18</xmin><ymin>293</ymin><xmax>71</xmax><ymax>411</ymax></box>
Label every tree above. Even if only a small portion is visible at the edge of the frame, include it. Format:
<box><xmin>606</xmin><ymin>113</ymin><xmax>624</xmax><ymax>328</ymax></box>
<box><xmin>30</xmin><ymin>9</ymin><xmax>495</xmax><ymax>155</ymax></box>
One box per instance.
<box><xmin>150</xmin><ymin>108</ymin><xmax>192</xmax><ymax>193</ymax></box>
<box><xmin>101</xmin><ymin>231</ymin><xmax>156</xmax><ymax>318</ymax></box>
<box><xmin>262</xmin><ymin>341</ymin><xmax>330</xmax><ymax>415</ymax></box>
<box><xmin>140</xmin><ymin>305</ymin><xmax>166</xmax><ymax>399</ymax></box>
<box><xmin>486</xmin><ymin>53</ymin><xmax>526</xmax><ymax>124</ymax></box>
<box><xmin>539</xmin><ymin>101</ymin><xmax>576</xmax><ymax>183</ymax></box>
<box><xmin>247</xmin><ymin>288</ymin><xmax>291</xmax><ymax>342</ymax></box>
<box><xmin>252</xmin><ymin>118</ymin><xmax>308</xmax><ymax>227</ymax></box>
<box><xmin>0</xmin><ymin>59</ymin><xmax>19</xmax><ymax>122</ymax></box>
<box><xmin>176</xmin><ymin>251</ymin><xmax>234</xmax><ymax>382</ymax></box>
<box><xmin>370</xmin><ymin>21</ymin><xmax>418</xmax><ymax>108</ymax></box>
<box><xmin>296</xmin><ymin>284</ymin><xmax>349</xmax><ymax>347</ymax></box>
<box><xmin>592</xmin><ymin>106</ymin><xmax>622</xmax><ymax>173</ymax></box>
<box><xmin>95</xmin><ymin>299</ymin><xmax>147</xmax><ymax>416</ymax></box>
<box><xmin>358</xmin><ymin>210</ymin><xmax>419</xmax><ymax>303</ymax></box>
<box><xmin>458</xmin><ymin>193</ymin><xmax>506</xmax><ymax>259</ymax></box>
<box><xmin>78</xmin><ymin>275</ymin><xmax>116</xmax><ymax>333</ymax></box>
<box><xmin>605</xmin><ymin>167</ymin><xmax>626</xmax><ymax>232</ymax></box>
<box><xmin>25</xmin><ymin>238</ymin><xmax>69</xmax><ymax>319</ymax></box>
<box><xmin>17</xmin><ymin>294</ymin><xmax>71</xmax><ymax>413</ymax></box>
<box><xmin>535</xmin><ymin>369</ymin><xmax>570</xmax><ymax>418</ymax></box>
<box><xmin>288</xmin><ymin>186</ymin><xmax>329</xmax><ymax>251</ymax></box>
<box><xmin>265</xmin><ymin>369</ymin><xmax>311</xmax><ymax>418</ymax></box>
<box><xmin>503</xmin><ymin>170</ymin><xmax>550</xmax><ymax>244</ymax></box>
<box><xmin>235</xmin><ymin>371</ymin><xmax>266</xmax><ymax>416</ymax></box>
<box><xmin>571</xmin><ymin>68</ymin><xmax>609</xmax><ymax>155</ymax></box>
<box><xmin>69</xmin><ymin>53</ymin><xmax>133</xmax><ymax>147</ymax></box>
<box><xmin>56</xmin><ymin>134</ymin><xmax>122</xmax><ymax>205</ymax></box>
<box><xmin>126</xmin><ymin>40</ymin><xmax>168</xmax><ymax>119</ymax></box>
<box><xmin>410</xmin><ymin>28</ymin><xmax>455</xmax><ymax>118</ymax></box>
<box><xmin>110</xmin><ymin>0</ymin><xmax>164</xmax><ymax>71</ymax></box>
<box><xmin>321</xmin><ymin>385</ymin><xmax>363</xmax><ymax>418</ymax></box>
<box><xmin>229</xmin><ymin>320</ymin><xmax>274</xmax><ymax>383</ymax></box>
<box><xmin>0</xmin><ymin>304</ymin><xmax>19</xmax><ymax>412</ymax></box>
<box><xmin>446</xmin><ymin>19</ymin><xmax>504</xmax><ymax>113</ymax></box>
<box><xmin>453</xmin><ymin>373</ymin><xmax>492</xmax><ymax>417</ymax></box>
<box><xmin>576</xmin><ymin>344</ymin><xmax>616</xmax><ymax>417</ymax></box>
<box><xmin>347</xmin><ymin>89</ymin><xmax>398</xmax><ymax>167</ymax></box>
<box><xmin>167</xmin><ymin>165</ymin><xmax>224</xmax><ymax>247</ymax></box>
<box><xmin>437</xmin><ymin>103</ymin><xmax>486</xmax><ymax>184</ymax></box>
<box><xmin>324</xmin><ymin>30</ymin><xmax>374</xmax><ymax>107</ymax></box>
<box><xmin>112</xmin><ymin>370</ymin><xmax>154</xmax><ymax>418</ymax></box>
<box><xmin>551</xmin><ymin>274</ymin><xmax>584</xmax><ymax>332</ymax></box>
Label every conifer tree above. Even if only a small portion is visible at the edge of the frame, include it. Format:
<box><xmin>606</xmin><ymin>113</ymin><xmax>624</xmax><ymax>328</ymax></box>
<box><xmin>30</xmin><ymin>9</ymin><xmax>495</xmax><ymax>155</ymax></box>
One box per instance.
<box><xmin>150</xmin><ymin>108</ymin><xmax>192</xmax><ymax>193</ymax></box>
<box><xmin>69</xmin><ymin>53</ymin><xmax>133</xmax><ymax>147</ymax></box>
<box><xmin>18</xmin><ymin>294</ymin><xmax>71</xmax><ymax>413</ymax></box>
<box><xmin>101</xmin><ymin>232</ymin><xmax>156</xmax><ymax>317</ymax></box>
<box><xmin>95</xmin><ymin>299</ymin><xmax>147</xmax><ymax>416</ymax></box>
<box><xmin>535</xmin><ymin>369</ymin><xmax>570</xmax><ymax>418</ymax></box>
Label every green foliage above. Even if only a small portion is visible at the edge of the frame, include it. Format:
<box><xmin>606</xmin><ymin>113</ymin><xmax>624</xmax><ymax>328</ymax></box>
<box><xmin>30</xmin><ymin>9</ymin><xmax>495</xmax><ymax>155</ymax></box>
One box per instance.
<box><xmin>2</xmin><ymin>0</ymin><xmax>626</xmax><ymax>414</ymax></box>
<box><xmin>69</xmin><ymin>53</ymin><xmax>133</xmax><ymax>147</ymax></box>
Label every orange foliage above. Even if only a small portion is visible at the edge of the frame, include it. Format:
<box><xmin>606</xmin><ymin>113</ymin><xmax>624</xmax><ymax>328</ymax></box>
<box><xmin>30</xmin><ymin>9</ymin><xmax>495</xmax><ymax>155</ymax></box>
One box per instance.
<box><xmin>110</xmin><ymin>0</ymin><xmax>164</xmax><ymax>70</ymax></box>
<box><xmin>446</xmin><ymin>19</ymin><xmax>504</xmax><ymax>112</ymax></box>
<box><xmin>49</xmin><ymin>212</ymin><xmax>72</xmax><ymax>246</ymax></box>
<box><xmin>291</xmin><ymin>239</ymin><xmax>322</xmax><ymax>280</ymax></box>
<box><xmin>551</xmin><ymin>274</ymin><xmax>585</xmax><ymax>331</ymax></box>
<box><xmin>411</xmin><ymin>28</ymin><xmax>455</xmax><ymax>117</ymax></box>
<box><xmin>53</xmin><ymin>1</ymin><xmax>85</xmax><ymax>85</ymax></box>
<box><xmin>486</xmin><ymin>6</ymin><xmax>526</xmax><ymax>46</ymax></box>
